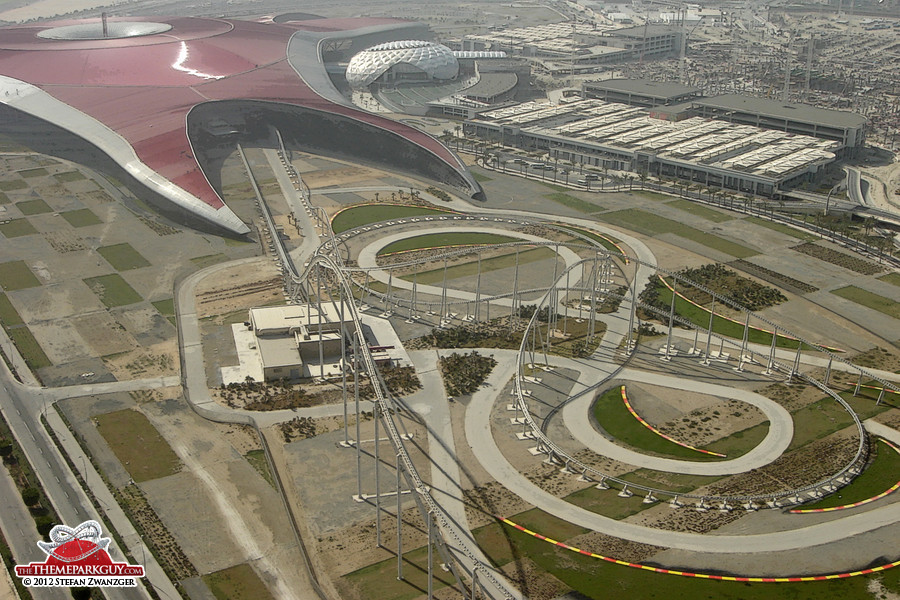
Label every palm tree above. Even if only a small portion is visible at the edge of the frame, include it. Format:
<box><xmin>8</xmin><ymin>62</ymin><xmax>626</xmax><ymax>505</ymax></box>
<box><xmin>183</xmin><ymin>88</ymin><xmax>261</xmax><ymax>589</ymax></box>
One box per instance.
<box><xmin>638</xmin><ymin>171</ymin><xmax>648</xmax><ymax>190</ymax></box>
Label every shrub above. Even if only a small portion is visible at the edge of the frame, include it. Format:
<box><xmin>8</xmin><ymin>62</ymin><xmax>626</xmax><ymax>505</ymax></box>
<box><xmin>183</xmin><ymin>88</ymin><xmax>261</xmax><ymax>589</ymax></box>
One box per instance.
<box><xmin>21</xmin><ymin>487</ymin><xmax>39</xmax><ymax>507</ymax></box>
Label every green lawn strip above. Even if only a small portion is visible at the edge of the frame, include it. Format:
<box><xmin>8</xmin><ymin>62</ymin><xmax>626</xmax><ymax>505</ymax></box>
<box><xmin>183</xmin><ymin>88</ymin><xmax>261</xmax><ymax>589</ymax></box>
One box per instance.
<box><xmin>543</xmin><ymin>192</ymin><xmax>604</xmax><ymax>214</ymax></box>
<box><xmin>97</xmin><ymin>243</ymin><xmax>151</xmax><ymax>271</ymax></box>
<box><xmin>244</xmin><ymin>449</ymin><xmax>275</xmax><ymax>488</ymax></box>
<box><xmin>0</xmin><ymin>293</ymin><xmax>23</xmax><ymax>326</ymax></box>
<box><xmin>190</xmin><ymin>253</ymin><xmax>228</xmax><ymax>268</ymax></box>
<box><xmin>564</xmin><ymin>468</ymin><xmax>723</xmax><ymax>519</ymax></box>
<box><xmin>342</xmin><ymin>544</ymin><xmax>456</xmax><ymax>600</ymax></box>
<box><xmin>655</xmin><ymin>283</ymin><xmax>802</xmax><ymax>349</ymax></box>
<box><xmin>8</xmin><ymin>327</ymin><xmax>51</xmax><ymax>369</ymax></box>
<box><xmin>800</xmin><ymin>439</ymin><xmax>900</xmax><ymax>510</ymax></box>
<box><xmin>473</xmin><ymin>508</ymin><xmax>589</xmax><ymax>569</ymax></box>
<box><xmin>555</xmin><ymin>224</ymin><xmax>622</xmax><ymax>254</ymax></box>
<box><xmin>60</xmin><ymin>208</ymin><xmax>102</xmax><ymax>227</ymax></box>
<box><xmin>476</xmin><ymin>508</ymin><xmax>890</xmax><ymax>599</ymax></box>
<box><xmin>472</xmin><ymin>171</ymin><xmax>492</xmax><ymax>182</ymax></box>
<box><xmin>564</xmin><ymin>484</ymin><xmax>652</xmax><ymax>520</ymax></box>
<box><xmin>378</xmin><ymin>232</ymin><xmax>518</xmax><ymax>256</ymax></box>
<box><xmin>601</xmin><ymin>209</ymin><xmax>758</xmax><ymax>258</ymax></box>
<box><xmin>745</xmin><ymin>216</ymin><xmax>817</xmax><ymax>241</ymax></box>
<box><xmin>54</xmin><ymin>171</ymin><xmax>86</xmax><ymax>182</ymax></box>
<box><xmin>331</xmin><ymin>204</ymin><xmax>459</xmax><ymax>233</ymax></box>
<box><xmin>493</xmin><ymin>518</ymin><xmax>877</xmax><ymax>600</ymax></box>
<box><xmin>17</xmin><ymin>168</ymin><xmax>48</xmax><ymax>178</ymax></box>
<box><xmin>83</xmin><ymin>274</ymin><xmax>143</xmax><ymax>307</ymax></box>
<box><xmin>830</xmin><ymin>286</ymin><xmax>900</xmax><ymax>320</ymax></box>
<box><xmin>94</xmin><ymin>409</ymin><xmax>181</xmax><ymax>482</ymax></box>
<box><xmin>592</xmin><ymin>387</ymin><xmax>763</xmax><ymax>461</ymax></box>
<box><xmin>0</xmin><ymin>218</ymin><xmax>38</xmax><ymax>238</ymax></box>
<box><xmin>399</xmin><ymin>246</ymin><xmax>555</xmax><ymax>285</ymax></box>
<box><xmin>667</xmin><ymin>199</ymin><xmax>733</xmax><ymax>222</ymax></box>
<box><xmin>0</xmin><ymin>179</ymin><xmax>27</xmax><ymax>191</ymax></box>
<box><xmin>0</xmin><ymin>192</ymin><xmax>8</xmax><ymax>204</ymax></box>
<box><xmin>15</xmin><ymin>199</ymin><xmax>52</xmax><ymax>215</ymax></box>
<box><xmin>878</xmin><ymin>272</ymin><xmax>900</xmax><ymax>287</ymax></box>
<box><xmin>788</xmin><ymin>393</ymin><xmax>889</xmax><ymax>452</ymax></box>
<box><xmin>203</xmin><ymin>563</ymin><xmax>276</xmax><ymax>600</ymax></box>
<box><xmin>152</xmin><ymin>298</ymin><xmax>175</xmax><ymax>317</ymax></box>
<box><xmin>0</xmin><ymin>260</ymin><xmax>41</xmax><ymax>291</ymax></box>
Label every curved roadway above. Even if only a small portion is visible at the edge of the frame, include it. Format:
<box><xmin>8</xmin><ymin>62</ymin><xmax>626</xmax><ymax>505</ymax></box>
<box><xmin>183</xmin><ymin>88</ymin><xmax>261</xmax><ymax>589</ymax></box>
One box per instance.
<box><xmin>563</xmin><ymin>369</ymin><xmax>793</xmax><ymax>476</ymax></box>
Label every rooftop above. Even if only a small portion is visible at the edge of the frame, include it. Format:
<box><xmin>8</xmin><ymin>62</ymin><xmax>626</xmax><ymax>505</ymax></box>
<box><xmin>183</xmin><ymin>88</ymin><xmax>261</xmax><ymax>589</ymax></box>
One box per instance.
<box><xmin>584</xmin><ymin>78</ymin><xmax>701</xmax><ymax>99</ymax></box>
<box><xmin>607</xmin><ymin>25</ymin><xmax>680</xmax><ymax>38</ymax></box>
<box><xmin>249</xmin><ymin>302</ymin><xmax>351</xmax><ymax>335</ymax></box>
<box><xmin>693</xmin><ymin>94</ymin><xmax>867</xmax><ymax>129</ymax></box>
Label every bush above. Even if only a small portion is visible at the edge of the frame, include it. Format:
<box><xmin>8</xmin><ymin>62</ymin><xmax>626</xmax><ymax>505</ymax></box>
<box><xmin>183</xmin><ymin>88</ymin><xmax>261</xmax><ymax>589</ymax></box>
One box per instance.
<box><xmin>438</xmin><ymin>351</ymin><xmax>498</xmax><ymax>396</ymax></box>
<box><xmin>426</xmin><ymin>186</ymin><xmax>452</xmax><ymax>202</ymax></box>
<box><xmin>21</xmin><ymin>486</ymin><xmax>39</xmax><ymax>507</ymax></box>
<box><xmin>517</xmin><ymin>304</ymin><xmax>555</xmax><ymax>322</ymax></box>
<box><xmin>35</xmin><ymin>516</ymin><xmax>54</xmax><ymax>536</ymax></box>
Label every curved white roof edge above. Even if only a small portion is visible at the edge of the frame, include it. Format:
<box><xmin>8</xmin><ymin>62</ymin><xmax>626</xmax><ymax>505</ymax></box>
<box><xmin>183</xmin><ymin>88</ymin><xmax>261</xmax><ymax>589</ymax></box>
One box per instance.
<box><xmin>0</xmin><ymin>75</ymin><xmax>250</xmax><ymax>236</ymax></box>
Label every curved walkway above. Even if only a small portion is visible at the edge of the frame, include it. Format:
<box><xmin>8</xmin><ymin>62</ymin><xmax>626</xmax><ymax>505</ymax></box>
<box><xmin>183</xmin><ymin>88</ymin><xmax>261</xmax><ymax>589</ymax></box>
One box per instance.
<box><xmin>563</xmin><ymin>369</ymin><xmax>793</xmax><ymax>476</ymax></box>
<box><xmin>465</xmin><ymin>358</ymin><xmax>900</xmax><ymax>555</ymax></box>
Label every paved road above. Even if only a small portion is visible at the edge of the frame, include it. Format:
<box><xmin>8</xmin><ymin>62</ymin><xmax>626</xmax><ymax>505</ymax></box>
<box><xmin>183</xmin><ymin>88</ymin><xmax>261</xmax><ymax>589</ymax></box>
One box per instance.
<box><xmin>563</xmin><ymin>368</ymin><xmax>793</xmax><ymax>475</ymax></box>
<box><xmin>0</xmin><ymin>459</ymin><xmax>69</xmax><ymax>600</ymax></box>
<box><xmin>405</xmin><ymin>350</ymin><xmax>523</xmax><ymax>600</ymax></box>
<box><xmin>0</xmin><ymin>379</ymin><xmax>152</xmax><ymax>600</ymax></box>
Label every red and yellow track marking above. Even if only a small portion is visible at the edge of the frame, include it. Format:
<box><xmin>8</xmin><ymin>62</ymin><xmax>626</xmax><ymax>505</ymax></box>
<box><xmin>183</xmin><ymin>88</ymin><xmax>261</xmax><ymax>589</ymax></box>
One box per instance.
<box><xmin>498</xmin><ymin>516</ymin><xmax>900</xmax><ymax>581</ymax></box>
<box><xmin>790</xmin><ymin>438</ymin><xmax>900</xmax><ymax>514</ymax></box>
<box><xmin>857</xmin><ymin>384</ymin><xmax>899</xmax><ymax>397</ymax></box>
<box><xmin>620</xmin><ymin>386</ymin><xmax>726</xmax><ymax>457</ymax></box>
<box><xmin>656</xmin><ymin>276</ymin><xmax>843</xmax><ymax>353</ymax></box>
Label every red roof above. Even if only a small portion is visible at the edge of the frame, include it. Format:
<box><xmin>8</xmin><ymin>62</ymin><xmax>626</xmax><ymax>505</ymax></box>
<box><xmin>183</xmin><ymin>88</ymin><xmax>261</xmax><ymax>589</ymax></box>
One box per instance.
<box><xmin>0</xmin><ymin>16</ymin><xmax>460</xmax><ymax>212</ymax></box>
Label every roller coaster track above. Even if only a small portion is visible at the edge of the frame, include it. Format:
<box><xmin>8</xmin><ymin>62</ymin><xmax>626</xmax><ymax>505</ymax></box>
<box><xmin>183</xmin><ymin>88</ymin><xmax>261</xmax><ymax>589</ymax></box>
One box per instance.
<box><xmin>247</xmin><ymin>143</ymin><xmax>899</xmax><ymax>596</ymax></box>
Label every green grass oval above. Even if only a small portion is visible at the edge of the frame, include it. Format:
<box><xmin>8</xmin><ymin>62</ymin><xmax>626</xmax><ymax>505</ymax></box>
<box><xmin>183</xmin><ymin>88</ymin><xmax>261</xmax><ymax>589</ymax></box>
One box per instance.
<box><xmin>592</xmin><ymin>387</ymin><xmax>769</xmax><ymax>461</ymax></box>
<box><xmin>378</xmin><ymin>232</ymin><xmax>519</xmax><ymax>256</ymax></box>
<box><xmin>331</xmin><ymin>204</ymin><xmax>458</xmax><ymax>234</ymax></box>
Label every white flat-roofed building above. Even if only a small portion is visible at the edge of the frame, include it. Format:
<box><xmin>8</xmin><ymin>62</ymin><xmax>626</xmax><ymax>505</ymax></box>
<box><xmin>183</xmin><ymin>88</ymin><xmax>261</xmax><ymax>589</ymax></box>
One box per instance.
<box><xmin>248</xmin><ymin>303</ymin><xmax>352</xmax><ymax>381</ymax></box>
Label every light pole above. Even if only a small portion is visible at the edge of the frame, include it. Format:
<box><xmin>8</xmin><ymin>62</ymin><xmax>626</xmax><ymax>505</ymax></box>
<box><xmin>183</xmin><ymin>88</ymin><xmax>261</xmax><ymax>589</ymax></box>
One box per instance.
<box><xmin>824</xmin><ymin>181</ymin><xmax>842</xmax><ymax>217</ymax></box>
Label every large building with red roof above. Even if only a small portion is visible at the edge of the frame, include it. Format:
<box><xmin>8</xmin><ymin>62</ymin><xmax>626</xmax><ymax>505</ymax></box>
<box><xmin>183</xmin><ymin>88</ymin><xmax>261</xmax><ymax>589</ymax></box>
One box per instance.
<box><xmin>0</xmin><ymin>15</ymin><xmax>482</xmax><ymax>235</ymax></box>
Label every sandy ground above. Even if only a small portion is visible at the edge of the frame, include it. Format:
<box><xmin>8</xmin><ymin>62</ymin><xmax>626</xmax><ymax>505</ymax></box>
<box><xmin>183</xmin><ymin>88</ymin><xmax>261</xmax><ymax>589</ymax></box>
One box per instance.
<box><xmin>194</xmin><ymin>258</ymin><xmax>282</xmax><ymax>319</ymax></box>
<box><xmin>0</xmin><ymin>0</ymin><xmax>112</xmax><ymax>22</ymax></box>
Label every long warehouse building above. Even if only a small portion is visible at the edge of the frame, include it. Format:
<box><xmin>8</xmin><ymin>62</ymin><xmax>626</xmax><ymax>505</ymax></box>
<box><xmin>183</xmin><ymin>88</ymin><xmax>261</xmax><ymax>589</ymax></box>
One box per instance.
<box><xmin>466</xmin><ymin>97</ymin><xmax>859</xmax><ymax>197</ymax></box>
